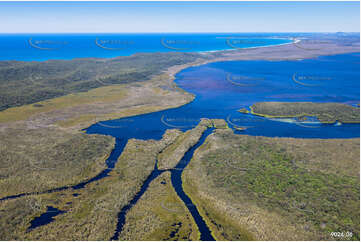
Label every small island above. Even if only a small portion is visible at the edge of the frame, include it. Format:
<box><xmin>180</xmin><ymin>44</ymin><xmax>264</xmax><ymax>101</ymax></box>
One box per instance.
<box><xmin>249</xmin><ymin>102</ymin><xmax>360</xmax><ymax>124</ymax></box>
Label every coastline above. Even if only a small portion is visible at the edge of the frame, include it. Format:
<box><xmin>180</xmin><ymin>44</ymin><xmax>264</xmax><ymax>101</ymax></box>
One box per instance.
<box><xmin>197</xmin><ymin>37</ymin><xmax>297</xmax><ymax>54</ymax></box>
<box><xmin>0</xmin><ymin>35</ymin><xmax>358</xmax><ymax>132</ymax></box>
<box><xmin>163</xmin><ymin>36</ymin><xmax>357</xmax><ymax>92</ymax></box>
<box><xmin>1</xmin><ymin>39</ymin><xmax>357</xmax><ymax>197</ymax></box>
<box><xmin>86</xmin><ymin>36</ymin><xmax>359</xmax><ymax>130</ymax></box>
<box><xmin>0</xmin><ymin>36</ymin><xmax>296</xmax><ymax>62</ymax></box>
<box><xmin>0</xmin><ymin>35</ymin><xmax>359</xmax><ymax>240</ymax></box>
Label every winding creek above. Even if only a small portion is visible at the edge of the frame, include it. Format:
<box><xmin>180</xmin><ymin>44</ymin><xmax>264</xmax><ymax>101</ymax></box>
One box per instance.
<box><xmin>0</xmin><ymin>53</ymin><xmax>359</xmax><ymax>239</ymax></box>
<box><xmin>170</xmin><ymin>128</ymin><xmax>215</xmax><ymax>241</ymax></box>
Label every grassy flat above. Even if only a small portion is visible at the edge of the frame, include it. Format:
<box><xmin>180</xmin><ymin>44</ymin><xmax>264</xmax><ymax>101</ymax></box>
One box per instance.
<box><xmin>183</xmin><ymin>128</ymin><xmax>360</xmax><ymax>240</ymax></box>
<box><xmin>0</xmin><ymin>129</ymin><xmax>182</xmax><ymax>240</ymax></box>
<box><xmin>119</xmin><ymin>172</ymin><xmax>199</xmax><ymax>240</ymax></box>
<box><xmin>0</xmin><ymin>125</ymin><xmax>114</xmax><ymax>197</ymax></box>
<box><xmin>157</xmin><ymin>122</ymin><xmax>207</xmax><ymax>170</ymax></box>
<box><xmin>0</xmin><ymin>52</ymin><xmax>201</xmax><ymax>112</ymax></box>
<box><xmin>157</xmin><ymin>118</ymin><xmax>230</xmax><ymax>170</ymax></box>
<box><xmin>0</xmin><ymin>70</ymin><xmax>195</xmax><ymax>197</ymax></box>
<box><xmin>249</xmin><ymin>102</ymin><xmax>360</xmax><ymax>123</ymax></box>
<box><xmin>0</xmin><ymin>84</ymin><xmax>127</xmax><ymax>123</ymax></box>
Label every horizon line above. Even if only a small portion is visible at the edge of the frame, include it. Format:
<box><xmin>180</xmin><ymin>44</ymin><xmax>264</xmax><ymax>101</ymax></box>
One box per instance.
<box><xmin>0</xmin><ymin>31</ymin><xmax>359</xmax><ymax>34</ymax></box>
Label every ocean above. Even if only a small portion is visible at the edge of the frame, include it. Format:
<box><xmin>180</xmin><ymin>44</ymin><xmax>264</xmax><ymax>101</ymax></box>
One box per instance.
<box><xmin>0</xmin><ymin>33</ymin><xmax>293</xmax><ymax>61</ymax></box>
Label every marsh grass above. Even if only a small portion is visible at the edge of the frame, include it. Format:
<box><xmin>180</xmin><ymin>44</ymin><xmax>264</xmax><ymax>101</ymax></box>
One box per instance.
<box><xmin>0</xmin><ymin>52</ymin><xmax>201</xmax><ymax>112</ymax></box>
<box><xmin>183</xmin><ymin>129</ymin><xmax>360</xmax><ymax>240</ymax></box>
<box><xmin>250</xmin><ymin>102</ymin><xmax>360</xmax><ymax>123</ymax></box>
<box><xmin>0</xmin><ymin>129</ymin><xmax>183</xmax><ymax>240</ymax></box>
<box><xmin>119</xmin><ymin>172</ymin><xmax>199</xmax><ymax>241</ymax></box>
<box><xmin>0</xmin><ymin>126</ymin><xmax>114</xmax><ymax>197</ymax></box>
<box><xmin>157</xmin><ymin>125</ymin><xmax>206</xmax><ymax>170</ymax></box>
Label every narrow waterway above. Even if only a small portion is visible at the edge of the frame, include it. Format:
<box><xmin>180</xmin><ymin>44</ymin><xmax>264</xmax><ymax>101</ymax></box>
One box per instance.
<box><xmin>111</xmin><ymin>160</ymin><xmax>165</xmax><ymax>240</ymax></box>
<box><xmin>2</xmin><ymin>127</ymin><xmax>216</xmax><ymax>239</ymax></box>
<box><xmin>111</xmin><ymin>128</ymin><xmax>215</xmax><ymax>240</ymax></box>
<box><xmin>0</xmin><ymin>138</ymin><xmax>127</xmax><ymax>202</ymax></box>
<box><xmin>1</xmin><ymin>53</ymin><xmax>359</xmax><ymax>239</ymax></box>
<box><xmin>170</xmin><ymin>128</ymin><xmax>215</xmax><ymax>241</ymax></box>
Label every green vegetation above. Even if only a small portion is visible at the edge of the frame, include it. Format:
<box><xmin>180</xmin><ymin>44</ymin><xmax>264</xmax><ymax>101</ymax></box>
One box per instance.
<box><xmin>0</xmin><ymin>34</ymin><xmax>360</xmax><ymax>241</ymax></box>
<box><xmin>0</xmin><ymin>84</ymin><xmax>126</xmax><ymax>124</ymax></box>
<box><xmin>0</xmin><ymin>51</ymin><xmax>204</xmax><ymax>240</ymax></box>
<box><xmin>250</xmin><ymin>102</ymin><xmax>360</xmax><ymax>123</ymax></box>
<box><xmin>183</xmin><ymin>178</ymin><xmax>255</xmax><ymax>241</ymax></box>
<box><xmin>183</xmin><ymin>128</ymin><xmax>360</xmax><ymax>240</ymax></box>
<box><xmin>0</xmin><ymin>125</ymin><xmax>114</xmax><ymax>197</ymax></box>
<box><xmin>119</xmin><ymin>172</ymin><xmax>199</xmax><ymax>240</ymax></box>
<box><xmin>0</xmin><ymin>128</ymin><xmax>183</xmax><ymax>240</ymax></box>
<box><xmin>158</xmin><ymin>119</ymin><xmax>229</xmax><ymax>170</ymax></box>
<box><xmin>158</xmin><ymin>120</ymin><xmax>208</xmax><ymax>170</ymax></box>
<box><xmin>0</xmin><ymin>52</ymin><xmax>203</xmax><ymax>112</ymax></box>
<box><xmin>0</xmin><ymin>73</ymin><xmax>195</xmax><ymax>132</ymax></box>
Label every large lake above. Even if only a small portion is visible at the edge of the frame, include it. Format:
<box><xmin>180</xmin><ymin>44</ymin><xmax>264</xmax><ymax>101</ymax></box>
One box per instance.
<box><xmin>2</xmin><ymin>36</ymin><xmax>358</xmax><ymax>238</ymax></box>
<box><xmin>87</xmin><ymin>53</ymin><xmax>360</xmax><ymax>139</ymax></box>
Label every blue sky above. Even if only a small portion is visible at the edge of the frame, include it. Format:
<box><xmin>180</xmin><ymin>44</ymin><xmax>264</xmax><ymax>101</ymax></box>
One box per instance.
<box><xmin>0</xmin><ymin>1</ymin><xmax>359</xmax><ymax>33</ymax></box>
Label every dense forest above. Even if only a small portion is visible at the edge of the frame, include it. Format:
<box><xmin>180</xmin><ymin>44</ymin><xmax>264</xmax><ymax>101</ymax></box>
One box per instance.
<box><xmin>0</xmin><ymin>52</ymin><xmax>203</xmax><ymax>111</ymax></box>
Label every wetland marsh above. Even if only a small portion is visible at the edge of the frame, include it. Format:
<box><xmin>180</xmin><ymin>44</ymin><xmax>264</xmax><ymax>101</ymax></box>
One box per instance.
<box><xmin>0</xmin><ymin>33</ymin><xmax>359</xmax><ymax>241</ymax></box>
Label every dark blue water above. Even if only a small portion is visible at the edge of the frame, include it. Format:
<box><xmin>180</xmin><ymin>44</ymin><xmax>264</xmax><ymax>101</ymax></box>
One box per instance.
<box><xmin>0</xmin><ymin>33</ymin><xmax>292</xmax><ymax>61</ymax></box>
<box><xmin>95</xmin><ymin>53</ymin><xmax>358</xmax><ymax>240</ymax></box>
<box><xmin>0</xmin><ymin>43</ymin><xmax>358</xmax><ymax>239</ymax></box>
<box><xmin>170</xmin><ymin>128</ymin><xmax>215</xmax><ymax>241</ymax></box>
<box><xmin>3</xmin><ymin>53</ymin><xmax>358</xmax><ymax>200</ymax></box>
<box><xmin>87</xmin><ymin>53</ymin><xmax>360</xmax><ymax>139</ymax></box>
<box><xmin>89</xmin><ymin>53</ymin><xmax>360</xmax><ymax>239</ymax></box>
<box><xmin>0</xmin><ymin>139</ymin><xmax>127</xmax><ymax>202</ymax></box>
<box><xmin>72</xmin><ymin>138</ymin><xmax>127</xmax><ymax>190</ymax></box>
<box><xmin>3</xmin><ymin>53</ymin><xmax>356</xmax><ymax>238</ymax></box>
<box><xmin>27</xmin><ymin>206</ymin><xmax>66</xmax><ymax>231</ymax></box>
<box><xmin>111</xmin><ymin>128</ymin><xmax>215</xmax><ymax>240</ymax></box>
<box><xmin>111</xmin><ymin>161</ymin><xmax>165</xmax><ymax>240</ymax></box>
